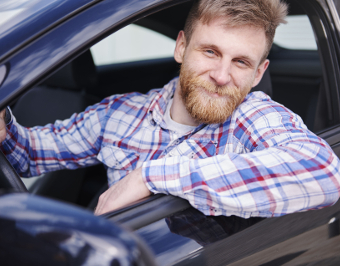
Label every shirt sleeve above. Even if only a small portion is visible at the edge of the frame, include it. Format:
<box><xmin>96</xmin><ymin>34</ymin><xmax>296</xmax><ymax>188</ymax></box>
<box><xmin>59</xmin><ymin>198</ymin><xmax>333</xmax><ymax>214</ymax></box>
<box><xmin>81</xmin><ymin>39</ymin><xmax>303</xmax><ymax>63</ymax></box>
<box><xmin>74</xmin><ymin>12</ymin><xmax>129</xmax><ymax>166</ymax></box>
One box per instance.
<box><xmin>142</xmin><ymin>101</ymin><xmax>340</xmax><ymax>218</ymax></box>
<box><xmin>0</xmin><ymin>99</ymin><xmax>111</xmax><ymax>177</ymax></box>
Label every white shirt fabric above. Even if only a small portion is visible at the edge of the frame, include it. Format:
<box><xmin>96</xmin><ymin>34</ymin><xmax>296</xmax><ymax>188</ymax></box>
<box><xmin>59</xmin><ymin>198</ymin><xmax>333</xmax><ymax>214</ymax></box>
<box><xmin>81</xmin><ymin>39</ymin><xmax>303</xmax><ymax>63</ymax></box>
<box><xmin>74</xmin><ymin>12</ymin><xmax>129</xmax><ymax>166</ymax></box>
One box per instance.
<box><xmin>164</xmin><ymin>97</ymin><xmax>196</xmax><ymax>136</ymax></box>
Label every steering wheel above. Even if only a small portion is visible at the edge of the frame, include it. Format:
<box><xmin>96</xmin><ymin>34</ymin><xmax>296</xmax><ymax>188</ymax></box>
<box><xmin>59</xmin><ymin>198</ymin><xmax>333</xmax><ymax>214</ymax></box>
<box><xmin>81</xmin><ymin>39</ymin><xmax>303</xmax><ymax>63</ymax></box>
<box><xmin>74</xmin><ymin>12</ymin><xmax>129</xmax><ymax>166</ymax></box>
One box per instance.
<box><xmin>0</xmin><ymin>150</ymin><xmax>28</xmax><ymax>192</ymax></box>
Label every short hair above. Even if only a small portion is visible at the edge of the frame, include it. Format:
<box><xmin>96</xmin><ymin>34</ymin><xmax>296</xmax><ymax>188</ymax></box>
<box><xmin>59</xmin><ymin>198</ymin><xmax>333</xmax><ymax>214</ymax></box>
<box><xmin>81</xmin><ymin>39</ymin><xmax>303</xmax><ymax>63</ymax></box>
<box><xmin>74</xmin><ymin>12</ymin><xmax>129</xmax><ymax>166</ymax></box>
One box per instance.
<box><xmin>183</xmin><ymin>0</ymin><xmax>288</xmax><ymax>63</ymax></box>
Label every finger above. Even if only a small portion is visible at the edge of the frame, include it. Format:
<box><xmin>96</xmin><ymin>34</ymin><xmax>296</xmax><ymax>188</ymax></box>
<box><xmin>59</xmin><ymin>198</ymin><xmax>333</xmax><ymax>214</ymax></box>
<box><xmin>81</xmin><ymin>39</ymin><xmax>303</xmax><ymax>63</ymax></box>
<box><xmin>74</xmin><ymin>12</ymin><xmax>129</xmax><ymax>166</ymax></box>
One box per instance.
<box><xmin>95</xmin><ymin>179</ymin><xmax>130</xmax><ymax>215</ymax></box>
<box><xmin>95</xmin><ymin>188</ymin><xmax>111</xmax><ymax>215</ymax></box>
<box><xmin>0</xmin><ymin>109</ymin><xmax>7</xmax><ymax>143</ymax></box>
<box><xmin>95</xmin><ymin>182</ymin><xmax>120</xmax><ymax>215</ymax></box>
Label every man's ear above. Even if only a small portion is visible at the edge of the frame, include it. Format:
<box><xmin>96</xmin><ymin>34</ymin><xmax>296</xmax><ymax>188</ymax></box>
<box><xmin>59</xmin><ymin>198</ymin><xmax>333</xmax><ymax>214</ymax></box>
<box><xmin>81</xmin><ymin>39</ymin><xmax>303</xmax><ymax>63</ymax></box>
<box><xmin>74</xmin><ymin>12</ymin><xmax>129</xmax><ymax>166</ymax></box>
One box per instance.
<box><xmin>252</xmin><ymin>59</ymin><xmax>270</xmax><ymax>87</ymax></box>
<box><xmin>174</xmin><ymin>31</ymin><xmax>186</xmax><ymax>63</ymax></box>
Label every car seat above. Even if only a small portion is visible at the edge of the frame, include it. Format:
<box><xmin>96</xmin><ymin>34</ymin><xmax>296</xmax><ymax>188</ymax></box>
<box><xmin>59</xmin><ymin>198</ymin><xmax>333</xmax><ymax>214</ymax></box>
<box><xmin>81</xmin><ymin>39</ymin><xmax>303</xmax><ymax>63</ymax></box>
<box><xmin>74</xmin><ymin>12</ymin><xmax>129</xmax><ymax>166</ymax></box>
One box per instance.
<box><xmin>251</xmin><ymin>68</ymin><xmax>272</xmax><ymax>97</ymax></box>
<box><xmin>12</xmin><ymin>50</ymin><xmax>107</xmax><ymax>206</ymax></box>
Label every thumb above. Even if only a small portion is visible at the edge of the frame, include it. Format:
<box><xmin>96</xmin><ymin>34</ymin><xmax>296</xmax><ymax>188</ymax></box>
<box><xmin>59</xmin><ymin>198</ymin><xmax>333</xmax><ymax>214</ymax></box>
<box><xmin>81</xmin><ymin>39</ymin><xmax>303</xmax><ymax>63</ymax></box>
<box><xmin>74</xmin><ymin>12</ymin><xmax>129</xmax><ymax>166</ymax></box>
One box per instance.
<box><xmin>0</xmin><ymin>109</ymin><xmax>7</xmax><ymax>143</ymax></box>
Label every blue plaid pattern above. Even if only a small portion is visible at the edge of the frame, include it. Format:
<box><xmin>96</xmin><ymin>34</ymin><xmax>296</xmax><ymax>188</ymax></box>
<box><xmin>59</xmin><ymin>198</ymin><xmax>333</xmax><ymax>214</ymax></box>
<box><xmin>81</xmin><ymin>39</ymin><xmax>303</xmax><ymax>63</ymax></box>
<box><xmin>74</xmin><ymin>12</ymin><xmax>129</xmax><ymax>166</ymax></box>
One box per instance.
<box><xmin>2</xmin><ymin>77</ymin><xmax>340</xmax><ymax>218</ymax></box>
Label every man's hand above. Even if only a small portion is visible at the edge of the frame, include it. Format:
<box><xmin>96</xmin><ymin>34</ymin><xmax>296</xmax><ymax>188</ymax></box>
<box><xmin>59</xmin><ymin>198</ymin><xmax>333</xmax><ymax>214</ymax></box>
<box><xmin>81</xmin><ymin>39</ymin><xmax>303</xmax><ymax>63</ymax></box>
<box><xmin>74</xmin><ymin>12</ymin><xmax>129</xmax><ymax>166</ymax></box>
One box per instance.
<box><xmin>0</xmin><ymin>109</ymin><xmax>7</xmax><ymax>143</ymax></box>
<box><xmin>95</xmin><ymin>168</ymin><xmax>151</xmax><ymax>215</ymax></box>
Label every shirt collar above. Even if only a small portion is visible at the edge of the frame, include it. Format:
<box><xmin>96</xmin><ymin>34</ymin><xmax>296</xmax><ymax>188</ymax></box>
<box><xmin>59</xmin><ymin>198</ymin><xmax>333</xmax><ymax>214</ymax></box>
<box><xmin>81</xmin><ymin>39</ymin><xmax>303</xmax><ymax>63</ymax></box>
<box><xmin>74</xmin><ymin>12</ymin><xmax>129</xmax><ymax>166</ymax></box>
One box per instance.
<box><xmin>148</xmin><ymin>77</ymin><xmax>178</xmax><ymax>126</ymax></box>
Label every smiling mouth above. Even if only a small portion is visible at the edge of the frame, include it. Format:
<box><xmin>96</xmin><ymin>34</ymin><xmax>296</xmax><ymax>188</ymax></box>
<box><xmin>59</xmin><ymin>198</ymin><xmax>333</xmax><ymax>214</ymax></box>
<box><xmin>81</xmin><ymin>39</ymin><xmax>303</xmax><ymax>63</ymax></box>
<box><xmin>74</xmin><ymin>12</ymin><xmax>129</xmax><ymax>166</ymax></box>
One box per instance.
<box><xmin>200</xmin><ymin>87</ymin><xmax>227</xmax><ymax>98</ymax></box>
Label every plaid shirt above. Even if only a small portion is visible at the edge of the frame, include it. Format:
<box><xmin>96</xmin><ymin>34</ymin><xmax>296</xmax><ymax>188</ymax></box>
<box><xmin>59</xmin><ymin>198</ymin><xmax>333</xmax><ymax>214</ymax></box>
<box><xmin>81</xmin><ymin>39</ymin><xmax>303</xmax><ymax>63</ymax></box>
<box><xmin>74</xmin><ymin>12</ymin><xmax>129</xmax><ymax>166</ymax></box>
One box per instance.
<box><xmin>2</xmin><ymin>77</ymin><xmax>340</xmax><ymax>218</ymax></box>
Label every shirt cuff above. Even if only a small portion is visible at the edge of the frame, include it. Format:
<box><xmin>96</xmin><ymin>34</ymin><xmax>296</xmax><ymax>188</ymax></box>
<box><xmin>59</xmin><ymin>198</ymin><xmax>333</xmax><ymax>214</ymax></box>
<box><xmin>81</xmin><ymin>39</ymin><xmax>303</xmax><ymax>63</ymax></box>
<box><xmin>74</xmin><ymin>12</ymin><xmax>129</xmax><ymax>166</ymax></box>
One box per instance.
<box><xmin>141</xmin><ymin>157</ymin><xmax>186</xmax><ymax>197</ymax></box>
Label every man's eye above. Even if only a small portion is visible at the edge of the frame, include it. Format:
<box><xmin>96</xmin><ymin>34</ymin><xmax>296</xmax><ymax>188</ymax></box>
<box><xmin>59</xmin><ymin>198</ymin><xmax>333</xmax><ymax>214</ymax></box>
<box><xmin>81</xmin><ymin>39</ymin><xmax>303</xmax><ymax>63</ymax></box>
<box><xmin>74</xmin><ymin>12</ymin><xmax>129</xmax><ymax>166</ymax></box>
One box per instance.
<box><xmin>234</xmin><ymin>59</ymin><xmax>249</xmax><ymax>67</ymax></box>
<box><xmin>205</xmin><ymin>50</ymin><xmax>215</xmax><ymax>55</ymax></box>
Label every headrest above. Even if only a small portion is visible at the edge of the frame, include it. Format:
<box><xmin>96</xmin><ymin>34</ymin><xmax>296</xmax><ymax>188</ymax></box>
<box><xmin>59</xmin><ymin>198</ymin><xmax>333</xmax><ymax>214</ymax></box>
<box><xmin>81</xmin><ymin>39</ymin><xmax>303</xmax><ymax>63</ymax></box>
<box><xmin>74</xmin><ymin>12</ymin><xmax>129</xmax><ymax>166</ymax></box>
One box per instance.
<box><xmin>43</xmin><ymin>50</ymin><xmax>97</xmax><ymax>91</ymax></box>
<box><xmin>250</xmin><ymin>69</ymin><xmax>272</xmax><ymax>97</ymax></box>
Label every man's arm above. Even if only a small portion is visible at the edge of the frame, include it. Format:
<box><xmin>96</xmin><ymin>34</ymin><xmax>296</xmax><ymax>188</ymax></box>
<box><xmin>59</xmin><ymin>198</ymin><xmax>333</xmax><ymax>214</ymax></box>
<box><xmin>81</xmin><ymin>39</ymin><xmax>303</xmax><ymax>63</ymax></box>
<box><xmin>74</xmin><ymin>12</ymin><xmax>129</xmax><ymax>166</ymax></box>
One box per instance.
<box><xmin>95</xmin><ymin>100</ymin><xmax>340</xmax><ymax>218</ymax></box>
<box><xmin>0</xmin><ymin>101</ymin><xmax>108</xmax><ymax>177</ymax></box>
<box><xmin>92</xmin><ymin>94</ymin><xmax>340</xmax><ymax>218</ymax></box>
<box><xmin>142</xmin><ymin>141</ymin><xmax>340</xmax><ymax>218</ymax></box>
<box><xmin>96</xmin><ymin>140</ymin><xmax>340</xmax><ymax>217</ymax></box>
<box><xmin>95</xmin><ymin>168</ymin><xmax>151</xmax><ymax>215</ymax></box>
<box><xmin>141</xmin><ymin>111</ymin><xmax>340</xmax><ymax>217</ymax></box>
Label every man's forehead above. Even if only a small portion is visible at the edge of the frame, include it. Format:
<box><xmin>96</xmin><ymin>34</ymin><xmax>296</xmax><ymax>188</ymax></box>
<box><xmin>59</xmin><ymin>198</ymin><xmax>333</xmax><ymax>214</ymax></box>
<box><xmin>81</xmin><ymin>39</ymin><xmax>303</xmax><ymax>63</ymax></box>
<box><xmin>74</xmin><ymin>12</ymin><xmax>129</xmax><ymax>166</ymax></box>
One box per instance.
<box><xmin>192</xmin><ymin>19</ymin><xmax>266</xmax><ymax>46</ymax></box>
<box><xmin>189</xmin><ymin>18</ymin><xmax>267</xmax><ymax>64</ymax></box>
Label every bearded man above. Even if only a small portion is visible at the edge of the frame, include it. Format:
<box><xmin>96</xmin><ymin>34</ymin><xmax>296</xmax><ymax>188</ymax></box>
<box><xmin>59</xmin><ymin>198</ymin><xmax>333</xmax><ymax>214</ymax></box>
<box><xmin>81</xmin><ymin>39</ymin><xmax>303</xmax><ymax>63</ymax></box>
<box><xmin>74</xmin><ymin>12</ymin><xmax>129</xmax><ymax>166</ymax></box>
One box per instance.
<box><xmin>1</xmin><ymin>0</ymin><xmax>340</xmax><ymax>218</ymax></box>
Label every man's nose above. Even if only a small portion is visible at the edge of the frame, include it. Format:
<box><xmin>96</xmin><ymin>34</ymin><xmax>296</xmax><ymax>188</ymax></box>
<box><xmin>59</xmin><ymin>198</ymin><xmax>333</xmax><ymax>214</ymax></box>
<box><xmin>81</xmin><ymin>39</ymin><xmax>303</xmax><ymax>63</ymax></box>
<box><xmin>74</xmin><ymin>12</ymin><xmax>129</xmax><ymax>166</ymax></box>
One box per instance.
<box><xmin>209</xmin><ymin>61</ymin><xmax>231</xmax><ymax>86</ymax></box>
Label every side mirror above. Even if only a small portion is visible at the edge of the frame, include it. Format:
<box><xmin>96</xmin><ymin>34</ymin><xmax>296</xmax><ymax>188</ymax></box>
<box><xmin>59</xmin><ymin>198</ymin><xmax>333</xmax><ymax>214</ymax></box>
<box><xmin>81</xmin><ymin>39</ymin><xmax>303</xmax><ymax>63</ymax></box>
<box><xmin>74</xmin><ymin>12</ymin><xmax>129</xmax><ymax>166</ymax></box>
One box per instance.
<box><xmin>0</xmin><ymin>193</ymin><xmax>157</xmax><ymax>266</ymax></box>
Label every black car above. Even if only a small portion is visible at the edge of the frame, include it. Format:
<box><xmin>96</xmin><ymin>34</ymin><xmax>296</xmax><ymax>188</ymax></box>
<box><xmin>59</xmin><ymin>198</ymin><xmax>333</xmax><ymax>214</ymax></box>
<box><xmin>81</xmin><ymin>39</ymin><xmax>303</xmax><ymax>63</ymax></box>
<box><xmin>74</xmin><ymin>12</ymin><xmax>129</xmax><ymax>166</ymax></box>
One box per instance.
<box><xmin>1</xmin><ymin>0</ymin><xmax>340</xmax><ymax>265</ymax></box>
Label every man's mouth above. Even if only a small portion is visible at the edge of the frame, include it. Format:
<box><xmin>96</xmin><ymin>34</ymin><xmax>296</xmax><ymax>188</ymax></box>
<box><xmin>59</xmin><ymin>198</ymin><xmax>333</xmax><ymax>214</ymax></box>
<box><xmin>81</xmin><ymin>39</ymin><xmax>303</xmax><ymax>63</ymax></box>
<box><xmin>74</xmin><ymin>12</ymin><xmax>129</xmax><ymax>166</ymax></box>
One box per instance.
<box><xmin>200</xmin><ymin>87</ymin><xmax>228</xmax><ymax>98</ymax></box>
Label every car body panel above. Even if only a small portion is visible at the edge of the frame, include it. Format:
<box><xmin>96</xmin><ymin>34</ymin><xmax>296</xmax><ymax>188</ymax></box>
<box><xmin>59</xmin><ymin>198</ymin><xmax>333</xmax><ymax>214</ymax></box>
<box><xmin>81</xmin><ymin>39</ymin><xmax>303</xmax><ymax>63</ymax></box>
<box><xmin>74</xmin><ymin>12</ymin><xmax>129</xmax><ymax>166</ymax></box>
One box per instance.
<box><xmin>0</xmin><ymin>0</ymin><xmax>189</xmax><ymax>108</ymax></box>
<box><xmin>0</xmin><ymin>0</ymin><xmax>97</xmax><ymax>61</ymax></box>
<box><xmin>0</xmin><ymin>193</ymin><xmax>156</xmax><ymax>265</ymax></box>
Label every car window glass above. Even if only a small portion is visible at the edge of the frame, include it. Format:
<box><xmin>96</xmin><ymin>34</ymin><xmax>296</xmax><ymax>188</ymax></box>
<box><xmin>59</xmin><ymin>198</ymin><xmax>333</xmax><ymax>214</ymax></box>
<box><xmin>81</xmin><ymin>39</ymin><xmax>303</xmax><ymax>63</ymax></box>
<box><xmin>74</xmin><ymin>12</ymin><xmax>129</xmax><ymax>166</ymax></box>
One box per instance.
<box><xmin>0</xmin><ymin>64</ymin><xmax>7</xmax><ymax>87</ymax></box>
<box><xmin>273</xmin><ymin>15</ymin><xmax>317</xmax><ymax>50</ymax></box>
<box><xmin>268</xmin><ymin>12</ymin><xmax>331</xmax><ymax>133</ymax></box>
<box><xmin>90</xmin><ymin>24</ymin><xmax>176</xmax><ymax>66</ymax></box>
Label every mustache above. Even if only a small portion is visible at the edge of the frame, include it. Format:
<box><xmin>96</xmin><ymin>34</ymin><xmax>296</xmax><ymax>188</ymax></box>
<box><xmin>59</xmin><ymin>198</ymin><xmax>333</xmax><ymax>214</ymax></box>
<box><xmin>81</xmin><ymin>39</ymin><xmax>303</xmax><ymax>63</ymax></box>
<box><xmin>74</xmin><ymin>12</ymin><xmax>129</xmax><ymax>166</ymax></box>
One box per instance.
<box><xmin>186</xmin><ymin>76</ymin><xmax>240</xmax><ymax>97</ymax></box>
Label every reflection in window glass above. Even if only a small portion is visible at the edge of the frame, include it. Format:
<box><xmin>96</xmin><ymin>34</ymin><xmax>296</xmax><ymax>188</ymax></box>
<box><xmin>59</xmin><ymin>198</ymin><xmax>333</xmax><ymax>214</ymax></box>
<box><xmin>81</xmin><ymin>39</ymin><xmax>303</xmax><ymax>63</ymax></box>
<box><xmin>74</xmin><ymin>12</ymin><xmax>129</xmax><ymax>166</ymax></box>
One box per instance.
<box><xmin>274</xmin><ymin>15</ymin><xmax>317</xmax><ymax>50</ymax></box>
<box><xmin>91</xmin><ymin>24</ymin><xmax>176</xmax><ymax>66</ymax></box>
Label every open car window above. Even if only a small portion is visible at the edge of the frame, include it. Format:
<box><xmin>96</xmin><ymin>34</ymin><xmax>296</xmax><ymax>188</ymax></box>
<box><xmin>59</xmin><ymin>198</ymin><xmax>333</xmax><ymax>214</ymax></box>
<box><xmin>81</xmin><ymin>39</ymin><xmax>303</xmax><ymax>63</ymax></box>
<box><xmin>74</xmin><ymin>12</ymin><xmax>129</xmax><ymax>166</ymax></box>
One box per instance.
<box><xmin>90</xmin><ymin>24</ymin><xmax>176</xmax><ymax>66</ymax></box>
<box><xmin>267</xmin><ymin>12</ymin><xmax>332</xmax><ymax>133</ymax></box>
<box><xmin>274</xmin><ymin>14</ymin><xmax>317</xmax><ymax>50</ymax></box>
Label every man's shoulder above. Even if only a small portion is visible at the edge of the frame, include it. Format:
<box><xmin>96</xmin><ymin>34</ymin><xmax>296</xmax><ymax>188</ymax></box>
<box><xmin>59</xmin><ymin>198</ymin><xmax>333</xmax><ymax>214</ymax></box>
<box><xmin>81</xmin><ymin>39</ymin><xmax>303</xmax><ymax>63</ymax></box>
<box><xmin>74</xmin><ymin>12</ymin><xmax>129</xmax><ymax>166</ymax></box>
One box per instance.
<box><xmin>243</xmin><ymin>91</ymin><xmax>272</xmax><ymax>104</ymax></box>
<box><xmin>240</xmin><ymin>91</ymin><xmax>291</xmax><ymax>114</ymax></box>
<box><xmin>235</xmin><ymin>91</ymin><xmax>305</xmax><ymax>125</ymax></box>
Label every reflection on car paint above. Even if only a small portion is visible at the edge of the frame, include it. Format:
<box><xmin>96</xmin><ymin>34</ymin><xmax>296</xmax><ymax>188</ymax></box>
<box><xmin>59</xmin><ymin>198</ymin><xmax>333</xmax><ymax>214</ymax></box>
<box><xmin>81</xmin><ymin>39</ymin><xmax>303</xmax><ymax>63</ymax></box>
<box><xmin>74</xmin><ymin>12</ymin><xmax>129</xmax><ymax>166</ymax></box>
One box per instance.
<box><xmin>0</xmin><ymin>0</ymin><xmax>165</xmax><ymax>107</ymax></box>
<box><xmin>136</xmin><ymin>207</ymin><xmax>263</xmax><ymax>265</ymax></box>
<box><xmin>0</xmin><ymin>192</ymin><xmax>156</xmax><ymax>266</ymax></box>
<box><xmin>0</xmin><ymin>64</ymin><xmax>7</xmax><ymax>87</ymax></box>
<box><xmin>137</xmin><ymin>218</ymin><xmax>202</xmax><ymax>265</ymax></box>
<box><xmin>166</xmin><ymin>208</ymin><xmax>264</xmax><ymax>246</ymax></box>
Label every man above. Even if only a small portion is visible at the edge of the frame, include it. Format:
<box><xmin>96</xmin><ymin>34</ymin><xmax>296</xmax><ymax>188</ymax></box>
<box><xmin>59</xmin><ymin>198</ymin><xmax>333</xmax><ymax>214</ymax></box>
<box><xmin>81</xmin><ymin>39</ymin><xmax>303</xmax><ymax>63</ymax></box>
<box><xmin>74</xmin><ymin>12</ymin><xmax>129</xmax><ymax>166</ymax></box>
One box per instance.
<box><xmin>1</xmin><ymin>0</ymin><xmax>340</xmax><ymax>217</ymax></box>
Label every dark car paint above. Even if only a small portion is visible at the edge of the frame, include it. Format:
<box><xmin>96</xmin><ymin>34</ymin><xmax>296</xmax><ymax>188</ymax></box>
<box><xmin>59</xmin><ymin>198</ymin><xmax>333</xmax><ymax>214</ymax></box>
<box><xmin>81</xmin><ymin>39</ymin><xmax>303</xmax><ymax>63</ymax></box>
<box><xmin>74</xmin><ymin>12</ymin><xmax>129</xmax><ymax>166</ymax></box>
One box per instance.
<box><xmin>0</xmin><ymin>192</ymin><xmax>156</xmax><ymax>266</ymax></box>
<box><xmin>0</xmin><ymin>0</ymin><xmax>99</xmax><ymax>62</ymax></box>
<box><xmin>0</xmin><ymin>0</ymin><xmax>190</xmax><ymax>107</ymax></box>
<box><xmin>1</xmin><ymin>0</ymin><xmax>340</xmax><ymax>265</ymax></box>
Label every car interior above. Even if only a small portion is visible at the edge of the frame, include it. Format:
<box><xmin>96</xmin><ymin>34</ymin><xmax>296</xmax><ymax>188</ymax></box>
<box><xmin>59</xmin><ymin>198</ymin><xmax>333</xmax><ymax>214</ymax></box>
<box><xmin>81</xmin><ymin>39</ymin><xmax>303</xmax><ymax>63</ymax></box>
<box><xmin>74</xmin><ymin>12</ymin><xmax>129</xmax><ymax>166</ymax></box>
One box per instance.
<box><xmin>9</xmin><ymin>0</ymin><xmax>333</xmax><ymax>210</ymax></box>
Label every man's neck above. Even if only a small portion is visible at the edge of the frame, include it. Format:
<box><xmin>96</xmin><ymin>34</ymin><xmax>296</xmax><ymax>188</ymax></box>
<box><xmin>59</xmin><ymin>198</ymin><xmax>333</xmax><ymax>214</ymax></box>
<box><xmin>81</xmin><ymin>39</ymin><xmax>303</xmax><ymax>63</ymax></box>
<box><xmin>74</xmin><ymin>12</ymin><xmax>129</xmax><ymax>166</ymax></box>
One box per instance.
<box><xmin>170</xmin><ymin>84</ymin><xmax>200</xmax><ymax>127</ymax></box>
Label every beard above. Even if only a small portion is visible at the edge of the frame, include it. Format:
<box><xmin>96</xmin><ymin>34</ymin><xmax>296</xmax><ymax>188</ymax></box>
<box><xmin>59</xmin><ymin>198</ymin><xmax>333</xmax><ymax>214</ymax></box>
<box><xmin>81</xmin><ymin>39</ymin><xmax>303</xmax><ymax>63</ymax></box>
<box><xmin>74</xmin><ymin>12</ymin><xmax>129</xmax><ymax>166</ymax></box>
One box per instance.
<box><xmin>179</xmin><ymin>63</ymin><xmax>253</xmax><ymax>124</ymax></box>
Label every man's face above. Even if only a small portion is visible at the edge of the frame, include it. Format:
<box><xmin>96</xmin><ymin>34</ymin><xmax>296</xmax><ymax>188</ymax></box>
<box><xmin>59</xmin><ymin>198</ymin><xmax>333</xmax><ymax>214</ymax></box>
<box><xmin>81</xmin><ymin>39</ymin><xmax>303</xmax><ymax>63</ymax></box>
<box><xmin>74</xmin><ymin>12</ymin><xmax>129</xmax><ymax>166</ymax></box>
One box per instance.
<box><xmin>174</xmin><ymin>18</ymin><xmax>269</xmax><ymax>124</ymax></box>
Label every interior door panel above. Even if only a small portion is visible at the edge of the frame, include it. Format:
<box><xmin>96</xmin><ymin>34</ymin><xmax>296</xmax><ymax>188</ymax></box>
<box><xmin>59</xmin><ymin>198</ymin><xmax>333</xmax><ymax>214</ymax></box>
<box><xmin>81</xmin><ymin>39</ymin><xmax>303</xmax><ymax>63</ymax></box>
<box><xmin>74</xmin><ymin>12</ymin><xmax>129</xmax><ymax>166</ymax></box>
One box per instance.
<box><xmin>96</xmin><ymin>57</ymin><xmax>179</xmax><ymax>98</ymax></box>
<box><xmin>268</xmin><ymin>45</ymin><xmax>327</xmax><ymax>132</ymax></box>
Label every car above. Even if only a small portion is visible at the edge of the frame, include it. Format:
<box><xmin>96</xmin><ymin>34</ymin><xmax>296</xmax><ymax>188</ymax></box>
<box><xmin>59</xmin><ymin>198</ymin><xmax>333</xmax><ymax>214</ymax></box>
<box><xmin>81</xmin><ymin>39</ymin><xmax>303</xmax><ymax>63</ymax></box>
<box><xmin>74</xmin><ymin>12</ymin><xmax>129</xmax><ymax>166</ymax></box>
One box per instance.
<box><xmin>1</xmin><ymin>0</ymin><xmax>340</xmax><ymax>265</ymax></box>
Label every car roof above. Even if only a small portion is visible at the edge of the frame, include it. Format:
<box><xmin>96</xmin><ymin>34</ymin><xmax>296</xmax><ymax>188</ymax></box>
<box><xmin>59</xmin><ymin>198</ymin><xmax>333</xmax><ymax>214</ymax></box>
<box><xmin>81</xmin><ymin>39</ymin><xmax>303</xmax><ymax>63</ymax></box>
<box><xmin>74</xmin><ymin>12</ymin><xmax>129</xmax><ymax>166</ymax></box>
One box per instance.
<box><xmin>0</xmin><ymin>0</ymin><xmax>95</xmax><ymax>61</ymax></box>
<box><xmin>0</xmin><ymin>0</ymin><xmax>190</xmax><ymax>108</ymax></box>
